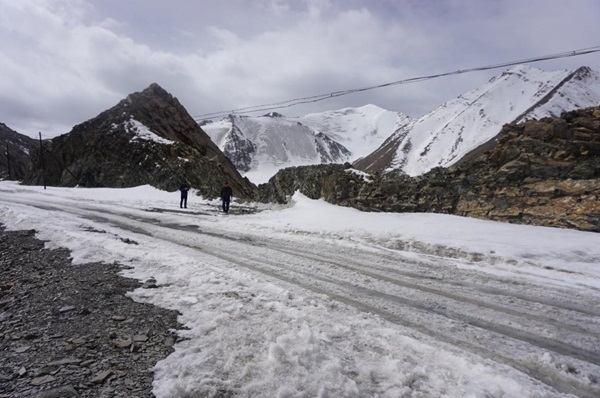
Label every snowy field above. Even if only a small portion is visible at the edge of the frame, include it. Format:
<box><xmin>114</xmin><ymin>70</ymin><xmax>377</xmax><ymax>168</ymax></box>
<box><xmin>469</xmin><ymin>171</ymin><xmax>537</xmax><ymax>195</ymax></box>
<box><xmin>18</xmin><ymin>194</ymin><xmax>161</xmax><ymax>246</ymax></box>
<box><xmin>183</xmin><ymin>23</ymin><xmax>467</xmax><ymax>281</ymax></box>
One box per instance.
<box><xmin>1</xmin><ymin>181</ymin><xmax>599</xmax><ymax>398</ymax></box>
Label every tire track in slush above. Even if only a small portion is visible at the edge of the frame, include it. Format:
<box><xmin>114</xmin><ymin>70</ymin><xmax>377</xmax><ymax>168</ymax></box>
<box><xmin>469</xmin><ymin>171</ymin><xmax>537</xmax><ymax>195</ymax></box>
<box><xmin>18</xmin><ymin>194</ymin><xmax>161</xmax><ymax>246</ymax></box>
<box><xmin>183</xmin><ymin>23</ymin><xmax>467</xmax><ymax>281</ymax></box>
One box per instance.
<box><xmin>142</xmin><ymin>216</ymin><xmax>600</xmax><ymax>398</ymax></box>
<box><xmin>163</xmin><ymin>234</ymin><xmax>600</xmax><ymax>398</ymax></box>
<box><xmin>89</xmin><ymin>211</ymin><xmax>600</xmax><ymax>398</ymax></box>
<box><xmin>265</xmin><ymin>242</ymin><xmax>600</xmax><ymax>336</ymax></box>
<box><xmin>267</xmin><ymin>238</ymin><xmax>600</xmax><ymax>317</ymax></box>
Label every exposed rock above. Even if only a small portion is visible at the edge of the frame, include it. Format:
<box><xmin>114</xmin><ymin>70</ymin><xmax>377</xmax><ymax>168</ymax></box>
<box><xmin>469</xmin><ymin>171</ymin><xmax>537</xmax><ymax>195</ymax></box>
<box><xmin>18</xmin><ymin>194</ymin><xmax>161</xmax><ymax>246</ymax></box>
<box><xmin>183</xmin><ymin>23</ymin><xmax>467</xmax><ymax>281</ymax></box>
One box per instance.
<box><xmin>0</xmin><ymin>226</ymin><xmax>182</xmax><ymax>397</ymax></box>
<box><xmin>90</xmin><ymin>370</ymin><xmax>112</xmax><ymax>384</ymax></box>
<box><xmin>258</xmin><ymin>106</ymin><xmax>600</xmax><ymax>232</ymax></box>
<box><xmin>21</xmin><ymin>83</ymin><xmax>257</xmax><ymax>199</ymax></box>
<box><xmin>449</xmin><ymin>107</ymin><xmax>600</xmax><ymax>231</ymax></box>
<box><xmin>0</xmin><ymin>123</ymin><xmax>37</xmax><ymax>181</ymax></box>
<box><xmin>32</xmin><ymin>385</ymin><xmax>79</xmax><ymax>398</ymax></box>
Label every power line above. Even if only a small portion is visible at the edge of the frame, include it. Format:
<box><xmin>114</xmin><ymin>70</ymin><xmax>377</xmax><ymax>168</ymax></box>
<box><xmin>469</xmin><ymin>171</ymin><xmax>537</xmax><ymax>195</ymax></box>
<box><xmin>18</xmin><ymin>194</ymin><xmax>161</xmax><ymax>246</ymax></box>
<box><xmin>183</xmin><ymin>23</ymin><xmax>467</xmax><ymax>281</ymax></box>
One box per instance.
<box><xmin>192</xmin><ymin>45</ymin><xmax>600</xmax><ymax>121</ymax></box>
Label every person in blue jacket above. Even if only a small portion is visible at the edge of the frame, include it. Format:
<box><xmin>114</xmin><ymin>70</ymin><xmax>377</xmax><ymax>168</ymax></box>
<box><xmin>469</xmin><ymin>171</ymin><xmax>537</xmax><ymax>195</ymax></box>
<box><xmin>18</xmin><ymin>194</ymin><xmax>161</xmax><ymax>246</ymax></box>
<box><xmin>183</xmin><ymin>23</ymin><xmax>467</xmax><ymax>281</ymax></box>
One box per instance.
<box><xmin>220</xmin><ymin>181</ymin><xmax>233</xmax><ymax>213</ymax></box>
<box><xmin>179</xmin><ymin>183</ymin><xmax>190</xmax><ymax>208</ymax></box>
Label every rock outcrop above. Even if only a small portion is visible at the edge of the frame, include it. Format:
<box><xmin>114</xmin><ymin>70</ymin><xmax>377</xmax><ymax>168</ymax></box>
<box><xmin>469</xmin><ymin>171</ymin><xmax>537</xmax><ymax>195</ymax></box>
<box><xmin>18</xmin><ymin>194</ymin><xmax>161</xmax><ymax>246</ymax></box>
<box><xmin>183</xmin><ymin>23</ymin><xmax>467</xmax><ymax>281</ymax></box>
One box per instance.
<box><xmin>22</xmin><ymin>84</ymin><xmax>257</xmax><ymax>199</ymax></box>
<box><xmin>258</xmin><ymin>106</ymin><xmax>600</xmax><ymax>232</ymax></box>
<box><xmin>0</xmin><ymin>123</ymin><xmax>37</xmax><ymax>181</ymax></box>
<box><xmin>452</xmin><ymin>107</ymin><xmax>600</xmax><ymax>231</ymax></box>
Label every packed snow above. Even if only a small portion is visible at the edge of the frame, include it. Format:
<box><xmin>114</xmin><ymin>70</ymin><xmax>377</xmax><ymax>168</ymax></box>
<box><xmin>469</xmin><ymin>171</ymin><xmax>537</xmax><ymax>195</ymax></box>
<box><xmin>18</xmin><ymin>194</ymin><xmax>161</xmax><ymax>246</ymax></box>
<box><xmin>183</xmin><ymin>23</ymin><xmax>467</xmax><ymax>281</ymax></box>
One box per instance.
<box><xmin>1</xmin><ymin>181</ymin><xmax>599</xmax><ymax>398</ymax></box>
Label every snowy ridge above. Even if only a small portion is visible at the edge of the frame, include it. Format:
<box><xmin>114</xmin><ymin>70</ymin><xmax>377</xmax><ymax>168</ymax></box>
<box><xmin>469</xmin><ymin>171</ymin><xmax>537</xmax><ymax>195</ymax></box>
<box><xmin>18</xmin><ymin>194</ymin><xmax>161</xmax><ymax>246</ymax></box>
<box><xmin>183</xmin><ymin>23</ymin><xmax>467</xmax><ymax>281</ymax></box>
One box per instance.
<box><xmin>201</xmin><ymin>105</ymin><xmax>409</xmax><ymax>184</ymax></box>
<box><xmin>519</xmin><ymin>66</ymin><xmax>600</xmax><ymax>121</ymax></box>
<box><xmin>295</xmin><ymin>104</ymin><xmax>412</xmax><ymax>159</ymax></box>
<box><xmin>202</xmin><ymin>114</ymin><xmax>353</xmax><ymax>184</ymax></box>
<box><xmin>378</xmin><ymin>65</ymin><xmax>600</xmax><ymax>176</ymax></box>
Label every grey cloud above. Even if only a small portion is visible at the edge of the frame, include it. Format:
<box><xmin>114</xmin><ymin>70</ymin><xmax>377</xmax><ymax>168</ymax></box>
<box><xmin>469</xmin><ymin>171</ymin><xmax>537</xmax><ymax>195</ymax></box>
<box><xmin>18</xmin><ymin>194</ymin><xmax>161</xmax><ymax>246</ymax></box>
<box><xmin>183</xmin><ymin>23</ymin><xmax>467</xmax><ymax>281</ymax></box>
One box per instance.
<box><xmin>1</xmin><ymin>0</ymin><xmax>599</xmax><ymax>137</ymax></box>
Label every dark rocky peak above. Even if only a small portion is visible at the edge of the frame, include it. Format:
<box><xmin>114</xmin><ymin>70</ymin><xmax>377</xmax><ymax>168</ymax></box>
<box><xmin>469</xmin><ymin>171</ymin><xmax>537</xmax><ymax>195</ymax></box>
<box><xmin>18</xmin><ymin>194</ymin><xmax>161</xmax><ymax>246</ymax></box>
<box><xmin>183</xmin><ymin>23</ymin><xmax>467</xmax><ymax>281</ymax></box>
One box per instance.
<box><xmin>22</xmin><ymin>85</ymin><xmax>257</xmax><ymax>199</ymax></box>
<box><xmin>0</xmin><ymin>123</ymin><xmax>37</xmax><ymax>180</ymax></box>
<box><xmin>0</xmin><ymin>123</ymin><xmax>36</xmax><ymax>147</ymax></box>
<box><xmin>572</xmin><ymin>66</ymin><xmax>593</xmax><ymax>80</ymax></box>
<box><xmin>143</xmin><ymin>82</ymin><xmax>170</xmax><ymax>97</ymax></box>
<box><xmin>262</xmin><ymin>112</ymin><xmax>285</xmax><ymax>118</ymax></box>
<box><xmin>68</xmin><ymin>83</ymin><xmax>221</xmax><ymax>156</ymax></box>
<box><xmin>123</xmin><ymin>83</ymin><xmax>182</xmax><ymax>114</ymax></box>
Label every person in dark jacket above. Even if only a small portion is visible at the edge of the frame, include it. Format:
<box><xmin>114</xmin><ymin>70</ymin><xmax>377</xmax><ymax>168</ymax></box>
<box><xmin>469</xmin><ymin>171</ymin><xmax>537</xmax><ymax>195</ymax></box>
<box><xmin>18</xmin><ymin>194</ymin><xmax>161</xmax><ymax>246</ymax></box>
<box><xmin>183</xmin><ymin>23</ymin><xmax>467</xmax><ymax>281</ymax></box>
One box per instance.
<box><xmin>179</xmin><ymin>183</ymin><xmax>190</xmax><ymax>208</ymax></box>
<box><xmin>220</xmin><ymin>181</ymin><xmax>233</xmax><ymax>213</ymax></box>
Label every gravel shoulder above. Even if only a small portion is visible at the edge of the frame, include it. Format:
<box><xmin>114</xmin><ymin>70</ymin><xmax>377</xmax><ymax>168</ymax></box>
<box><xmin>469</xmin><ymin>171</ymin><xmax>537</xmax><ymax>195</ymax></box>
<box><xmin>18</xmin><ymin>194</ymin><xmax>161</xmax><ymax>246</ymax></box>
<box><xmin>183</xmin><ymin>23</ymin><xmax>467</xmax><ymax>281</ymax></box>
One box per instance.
<box><xmin>0</xmin><ymin>226</ymin><xmax>182</xmax><ymax>398</ymax></box>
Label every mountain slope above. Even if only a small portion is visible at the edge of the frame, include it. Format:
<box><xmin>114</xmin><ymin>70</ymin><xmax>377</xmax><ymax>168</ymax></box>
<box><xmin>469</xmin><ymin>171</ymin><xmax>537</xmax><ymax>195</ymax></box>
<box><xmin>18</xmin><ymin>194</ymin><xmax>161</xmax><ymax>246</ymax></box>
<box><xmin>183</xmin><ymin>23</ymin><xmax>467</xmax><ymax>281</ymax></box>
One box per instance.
<box><xmin>22</xmin><ymin>84</ymin><xmax>256</xmax><ymax>199</ymax></box>
<box><xmin>202</xmin><ymin>113</ymin><xmax>352</xmax><ymax>184</ymax></box>
<box><xmin>202</xmin><ymin>105</ymin><xmax>409</xmax><ymax>184</ymax></box>
<box><xmin>0</xmin><ymin>123</ymin><xmax>37</xmax><ymax>180</ymax></box>
<box><xmin>294</xmin><ymin>104</ymin><xmax>412</xmax><ymax>160</ymax></box>
<box><xmin>355</xmin><ymin>65</ymin><xmax>600</xmax><ymax>176</ymax></box>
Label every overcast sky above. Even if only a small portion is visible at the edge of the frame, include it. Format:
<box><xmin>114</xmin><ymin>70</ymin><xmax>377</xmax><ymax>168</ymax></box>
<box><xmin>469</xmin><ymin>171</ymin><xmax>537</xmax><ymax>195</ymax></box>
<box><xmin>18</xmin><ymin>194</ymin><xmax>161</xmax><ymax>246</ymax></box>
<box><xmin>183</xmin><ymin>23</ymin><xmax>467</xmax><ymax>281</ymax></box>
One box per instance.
<box><xmin>2</xmin><ymin>0</ymin><xmax>600</xmax><ymax>138</ymax></box>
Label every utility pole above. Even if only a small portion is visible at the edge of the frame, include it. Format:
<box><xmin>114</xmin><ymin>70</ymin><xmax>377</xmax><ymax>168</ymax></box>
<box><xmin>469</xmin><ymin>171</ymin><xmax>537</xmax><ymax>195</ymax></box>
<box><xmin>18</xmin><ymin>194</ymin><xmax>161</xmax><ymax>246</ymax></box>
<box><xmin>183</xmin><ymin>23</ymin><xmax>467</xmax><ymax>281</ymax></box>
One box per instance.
<box><xmin>39</xmin><ymin>132</ymin><xmax>46</xmax><ymax>189</ymax></box>
<box><xmin>5</xmin><ymin>143</ymin><xmax>11</xmax><ymax>180</ymax></box>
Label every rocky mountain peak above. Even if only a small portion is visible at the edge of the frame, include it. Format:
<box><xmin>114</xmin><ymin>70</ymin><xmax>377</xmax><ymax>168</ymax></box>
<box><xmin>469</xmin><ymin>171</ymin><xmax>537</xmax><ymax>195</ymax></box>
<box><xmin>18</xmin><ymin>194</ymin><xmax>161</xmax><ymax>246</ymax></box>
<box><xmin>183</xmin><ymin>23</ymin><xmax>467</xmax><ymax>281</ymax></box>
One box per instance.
<box><xmin>573</xmin><ymin>65</ymin><xmax>593</xmax><ymax>79</ymax></box>
<box><xmin>263</xmin><ymin>112</ymin><xmax>285</xmax><ymax>118</ymax></box>
<box><xmin>0</xmin><ymin>123</ymin><xmax>37</xmax><ymax>180</ymax></box>
<box><xmin>146</xmin><ymin>82</ymin><xmax>170</xmax><ymax>96</ymax></box>
<box><xmin>125</xmin><ymin>82</ymin><xmax>171</xmax><ymax>102</ymax></box>
<box><xmin>22</xmin><ymin>85</ymin><xmax>257</xmax><ymax>198</ymax></box>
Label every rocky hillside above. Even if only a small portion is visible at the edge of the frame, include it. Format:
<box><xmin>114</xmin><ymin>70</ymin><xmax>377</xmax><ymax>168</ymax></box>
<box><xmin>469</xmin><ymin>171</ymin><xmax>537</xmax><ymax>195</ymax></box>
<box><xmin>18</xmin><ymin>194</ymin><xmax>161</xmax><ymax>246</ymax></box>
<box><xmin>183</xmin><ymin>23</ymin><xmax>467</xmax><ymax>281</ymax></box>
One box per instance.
<box><xmin>258</xmin><ymin>106</ymin><xmax>600</xmax><ymax>232</ymax></box>
<box><xmin>22</xmin><ymin>84</ymin><xmax>256</xmax><ymax>199</ymax></box>
<box><xmin>0</xmin><ymin>123</ymin><xmax>37</xmax><ymax>181</ymax></box>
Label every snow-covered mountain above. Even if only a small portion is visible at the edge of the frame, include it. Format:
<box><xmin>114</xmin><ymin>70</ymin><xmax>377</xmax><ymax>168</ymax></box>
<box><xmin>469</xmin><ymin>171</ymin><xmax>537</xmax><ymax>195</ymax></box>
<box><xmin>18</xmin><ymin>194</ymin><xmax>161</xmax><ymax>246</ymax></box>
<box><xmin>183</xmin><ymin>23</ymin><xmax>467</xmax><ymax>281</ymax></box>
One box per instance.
<box><xmin>294</xmin><ymin>104</ymin><xmax>412</xmax><ymax>161</ymax></box>
<box><xmin>201</xmin><ymin>105</ymin><xmax>407</xmax><ymax>183</ymax></box>
<box><xmin>202</xmin><ymin>113</ymin><xmax>351</xmax><ymax>184</ymax></box>
<box><xmin>355</xmin><ymin>65</ymin><xmax>600</xmax><ymax>176</ymax></box>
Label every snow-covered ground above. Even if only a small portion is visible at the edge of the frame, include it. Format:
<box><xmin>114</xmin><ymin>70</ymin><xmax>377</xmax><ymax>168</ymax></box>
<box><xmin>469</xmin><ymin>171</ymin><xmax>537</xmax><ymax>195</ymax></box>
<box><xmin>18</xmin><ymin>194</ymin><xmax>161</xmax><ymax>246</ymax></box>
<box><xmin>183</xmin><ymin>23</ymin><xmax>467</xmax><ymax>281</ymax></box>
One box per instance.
<box><xmin>1</xmin><ymin>181</ymin><xmax>599</xmax><ymax>398</ymax></box>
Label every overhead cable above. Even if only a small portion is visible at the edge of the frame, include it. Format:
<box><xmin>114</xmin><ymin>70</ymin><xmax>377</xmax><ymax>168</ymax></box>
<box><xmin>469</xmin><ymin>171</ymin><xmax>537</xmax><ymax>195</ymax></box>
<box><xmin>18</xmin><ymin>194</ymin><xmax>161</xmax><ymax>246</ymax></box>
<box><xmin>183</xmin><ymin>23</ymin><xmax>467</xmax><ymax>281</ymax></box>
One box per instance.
<box><xmin>192</xmin><ymin>45</ymin><xmax>600</xmax><ymax>121</ymax></box>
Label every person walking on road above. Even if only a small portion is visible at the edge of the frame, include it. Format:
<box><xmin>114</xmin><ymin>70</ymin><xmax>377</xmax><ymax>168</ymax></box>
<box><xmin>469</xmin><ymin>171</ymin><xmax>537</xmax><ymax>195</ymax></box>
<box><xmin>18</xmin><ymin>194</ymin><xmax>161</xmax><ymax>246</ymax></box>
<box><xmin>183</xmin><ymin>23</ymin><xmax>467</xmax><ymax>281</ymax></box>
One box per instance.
<box><xmin>179</xmin><ymin>182</ymin><xmax>190</xmax><ymax>209</ymax></box>
<box><xmin>220</xmin><ymin>181</ymin><xmax>233</xmax><ymax>213</ymax></box>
